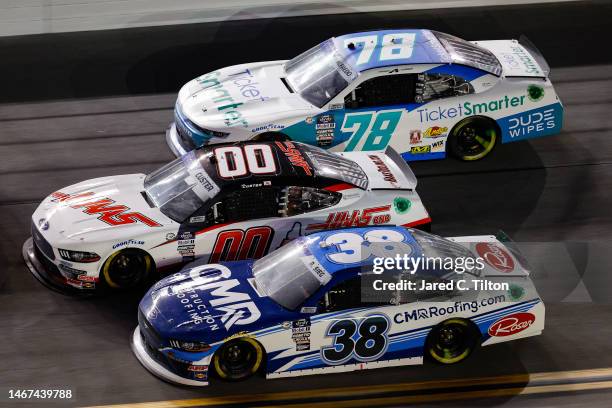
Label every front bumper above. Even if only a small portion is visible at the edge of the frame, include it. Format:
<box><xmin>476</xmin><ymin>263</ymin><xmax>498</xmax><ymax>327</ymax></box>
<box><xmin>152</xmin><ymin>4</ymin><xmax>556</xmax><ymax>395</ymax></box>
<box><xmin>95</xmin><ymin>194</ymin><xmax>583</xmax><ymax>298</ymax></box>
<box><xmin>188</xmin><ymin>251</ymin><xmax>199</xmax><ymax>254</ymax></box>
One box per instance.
<box><xmin>166</xmin><ymin>123</ymin><xmax>195</xmax><ymax>158</ymax></box>
<box><xmin>131</xmin><ymin>327</ymin><xmax>209</xmax><ymax>387</ymax></box>
<box><xmin>22</xmin><ymin>237</ymin><xmax>91</xmax><ymax>296</ymax></box>
<box><xmin>22</xmin><ymin>237</ymin><xmax>97</xmax><ymax>296</ymax></box>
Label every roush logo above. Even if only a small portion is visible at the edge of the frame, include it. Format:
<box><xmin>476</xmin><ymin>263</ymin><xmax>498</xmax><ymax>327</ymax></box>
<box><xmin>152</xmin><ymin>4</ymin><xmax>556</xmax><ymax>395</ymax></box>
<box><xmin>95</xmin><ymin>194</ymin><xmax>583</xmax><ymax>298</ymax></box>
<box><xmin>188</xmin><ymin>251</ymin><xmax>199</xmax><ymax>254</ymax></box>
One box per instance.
<box><xmin>488</xmin><ymin>312</ymin><xmax>535</xmax><ymax>337</ymax></box>
<box><xmin>475</xmin><ymin>243</ymin><xmax>515</xmax><ymax>273</ymax></box>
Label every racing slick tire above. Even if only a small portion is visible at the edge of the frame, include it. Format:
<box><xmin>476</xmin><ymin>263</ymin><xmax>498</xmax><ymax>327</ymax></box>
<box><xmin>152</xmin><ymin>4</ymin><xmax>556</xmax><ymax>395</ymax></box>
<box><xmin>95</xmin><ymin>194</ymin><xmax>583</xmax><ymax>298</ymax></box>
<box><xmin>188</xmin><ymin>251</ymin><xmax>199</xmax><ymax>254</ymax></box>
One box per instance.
<box><xmin>425</xmin><ymin>318</ymin><xmax>480</xmax><ymax>364</ymax></box>
<box><xmin>447</xmin><ymin>116</ymin><xmax>499</xmax><ymax>161</ymax></box>
<box><xmin>101</xmin><ymin>248</ymin><xmax>154</xmax><ymax>290</ymax></box>
<box><xmin>212</xmin><ymin>337</ymin><xmax>265</xmax><ymax>381</ymax></box>
<box><xmin>251</xmin><ymin>132</ymin><xmax>290</xmax><ymax>142</ymax></box>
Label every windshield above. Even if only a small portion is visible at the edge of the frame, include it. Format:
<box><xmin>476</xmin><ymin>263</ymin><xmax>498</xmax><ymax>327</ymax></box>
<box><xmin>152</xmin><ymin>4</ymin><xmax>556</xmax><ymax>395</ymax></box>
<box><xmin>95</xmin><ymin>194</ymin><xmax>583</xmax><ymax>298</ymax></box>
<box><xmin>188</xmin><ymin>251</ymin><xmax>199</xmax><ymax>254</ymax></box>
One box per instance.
<box><xmin>253</xmin><ymin>236</ymin><xmax>331</xmax><ymax>310</ymax></box>
<box><xmin>144</xmin><ymin>151</ymin><xmax>220</xmax><ymax>222</ymax></box>
<box><xmin>285</xmin><ymin>39</ymin><xmax>357</xmax><ymax>108</ymax></box>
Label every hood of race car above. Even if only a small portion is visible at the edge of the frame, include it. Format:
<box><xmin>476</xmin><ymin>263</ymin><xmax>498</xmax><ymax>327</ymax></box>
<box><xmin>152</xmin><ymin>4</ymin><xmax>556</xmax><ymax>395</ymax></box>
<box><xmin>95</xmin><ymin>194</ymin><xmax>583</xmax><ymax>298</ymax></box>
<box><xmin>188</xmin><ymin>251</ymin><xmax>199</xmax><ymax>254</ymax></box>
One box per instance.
<box><xmin>140</xmin><ymin>260</ymin><xmax>290</xmax><ymax>344</ymax></box>
<box><xmin>177</xmin><ymin>61</ymin><xmax>315</xmax><ymax>132</ymax></box>
<box><xmin>32</xmin><ymin>174</ymin><xmax>173</xmax><ymax>246</ymax></box>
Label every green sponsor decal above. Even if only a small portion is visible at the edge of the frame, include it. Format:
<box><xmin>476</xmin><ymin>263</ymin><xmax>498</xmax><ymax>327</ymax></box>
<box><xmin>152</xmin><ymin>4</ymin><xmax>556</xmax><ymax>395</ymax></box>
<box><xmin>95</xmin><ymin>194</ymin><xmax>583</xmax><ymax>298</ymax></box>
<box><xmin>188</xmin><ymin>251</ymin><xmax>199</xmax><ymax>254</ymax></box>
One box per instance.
<box><xmin>527</xmin><ymin>85</ymin><xmax>545</xmax><ymax>102</ymax></box>
<box><xmin>393</xmin><ymin>197</ymin><xmax>411</xmax><ymax>214</ymax></box>
<box><xmin>508</xmin><ymin>284</ymin><xmax>525</xmax><ymax>301</ymax></box>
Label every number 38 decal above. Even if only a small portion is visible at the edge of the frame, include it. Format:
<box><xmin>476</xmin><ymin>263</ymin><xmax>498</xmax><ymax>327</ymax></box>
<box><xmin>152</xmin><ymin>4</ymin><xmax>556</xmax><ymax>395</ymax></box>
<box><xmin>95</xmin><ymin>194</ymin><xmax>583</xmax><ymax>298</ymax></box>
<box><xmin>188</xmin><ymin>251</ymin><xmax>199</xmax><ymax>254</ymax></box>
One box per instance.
<box><xmin>321</xmin><ymin>315</ymin><xmax>390</xmax><ymax>365</ymax></box>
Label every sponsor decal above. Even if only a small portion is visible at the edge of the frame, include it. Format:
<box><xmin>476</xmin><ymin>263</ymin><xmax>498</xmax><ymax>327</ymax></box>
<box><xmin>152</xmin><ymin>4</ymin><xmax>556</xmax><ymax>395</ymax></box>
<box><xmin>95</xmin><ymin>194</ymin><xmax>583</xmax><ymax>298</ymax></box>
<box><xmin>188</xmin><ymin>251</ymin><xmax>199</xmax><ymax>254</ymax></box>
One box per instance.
<box><xmin>393</xmin><ymin>296</ymin><xmax>506</xmax><ymax>323</ymax></box>
<box><xmin>315</xmin><ymin>114</ymin><xmax>336</xmax><ymax>146</ymax></box>
<box><xmin>305</xmin><ymin>117</ymin><xmax>314</xmax><ymax>124</ymax></box>
<box><xmin>190</xmin><ymin>215</ymin><xmax>207</xmax><ymax>223</ymax></box>
<box><xmin>56</xmin><ymin>192</ymin><xmax>162</xmax><ymax>227</ymax></box>
<box><xmin>508</xmin><ymin>284</ymin><xmax>525</xmax><ymax>301</ymax></box>
<box><xmin>368</xmin><ymin>154</ymin><xmax>398</xmax><ymax>186</ymax></box>
<box><xmin>38</xmin><ymin>218</ymin><xmax>49</xmax><ymax>231</ymax></box>
<box><xmin>112</xmin><ymin>239</ymin><xmax>144</xmax><ymax>249</ymax></box>
<box><xmin>409</xmin><ymin>129</ymin><xmax>422</xmax><ymax>144</ymax></box>
<box><xmin>177</xmin><ymin>231</ymin><xmax>195</xmax><ymax>257</ymax></box>
<box><xmin>393</xmin><ymin>197</ymin><xmax>411</xmax><ymax>214</ymax></box>
<box><xmin>475</xmin><ymin>242</ymin><xmax>515</xmax><ymax>273</ymax></box>
<box><xmin>252</xmin><ymin>123</ymin><xmax>285</xmax><ymax>133</ymax></box>
<box><xmin>507</xmin><ymin>107</ymin><xmax>557</xmax><ymax>139</ymax></box>
<box><xmin>241</xmin><ymin>182</ymin><xmax>263</xmax><ymax>189</ymax></box>
<box><xmin>417</xmin><ymin>95</ymin><xmax>527</xmax><ymax>123</ymax></box>
<box><xmin>329</xmin><ymin>103</ymin><xmax>344</xmax><ymax>110</ymax></box>
<box><xmin>488</xmin><ymin>312</ymin><xmax>535</xmax><ymax>337</ymax></box>
<box><xmin>187</xmin><ymin>365</ymin><xmax>209</xmax><ymax>372</ymax></box>
<box><xmin>166</xmin><ymin>233</ymin><xmax>176</xmax><ymax>241</ymax></box>
<box><xmin>185</xmin><ymin>264</ymin><xmax>262</xmax><ymax>330</ymax></box>
<box><xmin>430</xmin><ymin>140</ymin><xmax>444</xmax><ymax>152</ymax></box>
<box><xmin>502</xmin><ymin>45</ymin><xmax>542</xmax><ymax>76</ymax></box>
<box><xmin>300</xmin><ymin>306</ymin><xmax>317</xmax><ymax>314</ymax></box>
<box><xmin>195</xmin><ymin>70</ymin><xmax>253</xmax><ymax>128</ymax></box>
<box><xmin>307</xmin><ymin>205</ymin><xmax>391</xmax><ymax>230</ymax></box>
<box><xmin>291</xmin><ymin>318</ymin><xmax>312</xmax><ymax>351</ymax></box>
<box><xmin>527</xmin><ymin>85</ymin><xmax>544</xmax><ymax>102</ymax></box>
<box><xmin>50</xmin><ymin>191</ymin><xmax>94</xmax><ymax>203</ymax></box>
<box><xmin>275</xmin><ymin>141</ymin><xmax>313</xmax><ymax>176</ymax></box>
<box><xmin>411</xmin><ymin>145</ymin><xmax>431</xmax><ymax>154</ymax></box>
<box><xmin>423</xmin><ymin>126</ymin><xmax>448</xmax><ymax>138</ymax></box>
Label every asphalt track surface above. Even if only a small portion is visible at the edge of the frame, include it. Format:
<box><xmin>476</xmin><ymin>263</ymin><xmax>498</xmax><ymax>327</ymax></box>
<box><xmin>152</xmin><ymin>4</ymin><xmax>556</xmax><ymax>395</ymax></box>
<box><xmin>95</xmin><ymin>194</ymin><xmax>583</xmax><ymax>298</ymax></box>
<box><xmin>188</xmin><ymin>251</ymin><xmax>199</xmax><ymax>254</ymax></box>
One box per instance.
<box><xmin>1</xmin><ymin>1</ymin><xmax>612</xmax><ymax>407</ymax></box>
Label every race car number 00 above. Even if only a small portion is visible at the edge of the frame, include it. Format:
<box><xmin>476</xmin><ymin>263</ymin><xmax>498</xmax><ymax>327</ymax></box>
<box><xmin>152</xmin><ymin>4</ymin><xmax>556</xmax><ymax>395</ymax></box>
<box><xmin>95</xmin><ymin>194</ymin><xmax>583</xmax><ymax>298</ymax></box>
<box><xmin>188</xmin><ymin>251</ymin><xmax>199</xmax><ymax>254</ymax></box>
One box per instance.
<box><xmin>215</xmin><ymin>144</ymin><xmax>277</xmax><ymax>178</ymax></box>
<box><xmin>322</xmin><ymin>315</ymin><xmax>390</xmax><ymax>364</ymax></box>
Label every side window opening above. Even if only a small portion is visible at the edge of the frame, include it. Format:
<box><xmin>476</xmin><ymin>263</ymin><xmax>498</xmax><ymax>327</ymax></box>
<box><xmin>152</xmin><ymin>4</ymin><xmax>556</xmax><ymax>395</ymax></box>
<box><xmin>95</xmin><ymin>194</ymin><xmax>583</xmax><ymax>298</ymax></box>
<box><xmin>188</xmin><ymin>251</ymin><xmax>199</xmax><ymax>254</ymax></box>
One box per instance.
<box><xmin>279</xmin><ymin>186</ymin><xmax>342</xmax><ymax>217</ymax></box>
<box><xmin>319</xmin><ymin>276</ymin><xmax>362</xmax><ymax>313</ymax></box>
<box><xmin>345</xmin><ymin>74</ymin><xmax>416</xmax><ymax>109</ymax></box>
<box><xmin>415</xmin><ymin>73</ymin><xmax>474</xmax><ymax>103</ymax></box>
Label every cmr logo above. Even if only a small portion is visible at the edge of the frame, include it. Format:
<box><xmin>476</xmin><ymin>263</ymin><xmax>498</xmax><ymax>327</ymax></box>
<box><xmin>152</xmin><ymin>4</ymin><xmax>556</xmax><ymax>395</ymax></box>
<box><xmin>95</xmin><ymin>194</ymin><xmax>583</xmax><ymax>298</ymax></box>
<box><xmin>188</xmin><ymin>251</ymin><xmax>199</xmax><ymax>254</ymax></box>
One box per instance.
<box><xmin>488</xmin><ymin>312</ymin><xmax>535</xmax><ymax>337</ymax></box>
<box><xmin>189</xmin><ymin>264</ymin><xmax>261</xmax><ymax>330</ymax></box>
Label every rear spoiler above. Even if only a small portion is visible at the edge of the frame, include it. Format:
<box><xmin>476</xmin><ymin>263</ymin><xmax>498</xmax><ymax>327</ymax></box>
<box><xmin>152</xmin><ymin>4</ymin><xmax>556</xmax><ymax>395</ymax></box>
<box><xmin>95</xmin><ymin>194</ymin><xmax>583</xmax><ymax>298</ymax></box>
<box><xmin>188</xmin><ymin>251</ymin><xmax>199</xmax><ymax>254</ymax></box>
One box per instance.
<box><xmin>519</xmin><ymin>35</ymin><xmax>551</xmax><ymax>77</ymax></box>
<box><xmin>382</xmin><ymin>146</ymin><xmax>417</xmax><ymax>189</ymax></box>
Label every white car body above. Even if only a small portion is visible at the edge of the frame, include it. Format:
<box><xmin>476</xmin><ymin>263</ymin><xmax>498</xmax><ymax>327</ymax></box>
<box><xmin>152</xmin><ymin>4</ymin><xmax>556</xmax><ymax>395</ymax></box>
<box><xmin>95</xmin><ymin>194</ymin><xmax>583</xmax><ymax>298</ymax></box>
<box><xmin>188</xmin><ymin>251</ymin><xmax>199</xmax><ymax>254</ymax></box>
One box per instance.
<box><xmin>24</xmin><ymin>142</ymin><xmax>431</xmax><ymax>292</ymax></box>
<box><xmin>167</xmin><ymin>29</ymin><xmax>563</xmax><ymax>161</ymax></box>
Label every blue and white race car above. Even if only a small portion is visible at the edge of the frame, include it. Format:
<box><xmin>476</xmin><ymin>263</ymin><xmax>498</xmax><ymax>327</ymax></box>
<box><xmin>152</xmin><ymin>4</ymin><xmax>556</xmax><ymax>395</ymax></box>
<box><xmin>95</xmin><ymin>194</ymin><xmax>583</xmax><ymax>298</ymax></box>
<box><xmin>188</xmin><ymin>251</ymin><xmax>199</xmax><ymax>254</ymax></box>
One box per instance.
<box><xmin>167</xmin><ymin>29</ymin><xmax>563</xmax><ymax>161</ymax></box>
<box><xmin>132</xmin><ymin>226</ymin><xmax>544</xmax><ymax>386</ymax></box>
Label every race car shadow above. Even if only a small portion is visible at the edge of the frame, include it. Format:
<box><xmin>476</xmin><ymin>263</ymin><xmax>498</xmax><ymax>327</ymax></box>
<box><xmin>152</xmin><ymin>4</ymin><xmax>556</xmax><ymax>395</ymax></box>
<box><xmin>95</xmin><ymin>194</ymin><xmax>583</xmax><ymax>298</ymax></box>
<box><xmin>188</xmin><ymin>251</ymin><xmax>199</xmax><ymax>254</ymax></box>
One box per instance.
<box><xmin>411</xmin><ymin>139</ymin><xmax>547</xmax><ymax>238</ymax></box>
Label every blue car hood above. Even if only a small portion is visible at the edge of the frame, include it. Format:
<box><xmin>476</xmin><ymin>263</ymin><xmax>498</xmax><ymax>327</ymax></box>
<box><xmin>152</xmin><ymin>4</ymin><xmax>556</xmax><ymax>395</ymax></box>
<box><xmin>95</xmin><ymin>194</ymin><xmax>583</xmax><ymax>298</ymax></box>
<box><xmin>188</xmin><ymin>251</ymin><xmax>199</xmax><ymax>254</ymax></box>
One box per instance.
<box><xmin>139</xmin><ymin>259</ymin><xmax>292</xmax><ymax>344</ymax></box>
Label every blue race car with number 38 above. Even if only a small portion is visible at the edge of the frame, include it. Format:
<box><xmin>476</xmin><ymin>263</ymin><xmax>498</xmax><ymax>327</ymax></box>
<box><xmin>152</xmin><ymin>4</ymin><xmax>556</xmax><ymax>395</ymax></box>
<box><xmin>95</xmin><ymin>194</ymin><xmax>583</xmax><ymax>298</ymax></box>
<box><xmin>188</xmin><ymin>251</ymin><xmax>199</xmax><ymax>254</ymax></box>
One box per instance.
<box><xmin>132</xmin><ymin>226</ymin><xmax>544</xmax><ymax>386</ymax></box>
<box><xmin>167</xmin><ymin>29</ymin><xmax>563</xmax><ymax>162</ymax></box>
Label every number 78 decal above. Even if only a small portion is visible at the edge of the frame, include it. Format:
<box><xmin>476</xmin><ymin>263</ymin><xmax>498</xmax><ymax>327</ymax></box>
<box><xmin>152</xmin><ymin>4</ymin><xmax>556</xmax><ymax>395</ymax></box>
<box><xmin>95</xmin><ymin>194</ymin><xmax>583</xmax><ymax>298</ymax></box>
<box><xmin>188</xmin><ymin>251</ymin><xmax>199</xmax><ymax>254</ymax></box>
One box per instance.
<box><xmin>341</xmin><ymin>110</ymin><xmax>403</xmax><ymax>151</ymax></box>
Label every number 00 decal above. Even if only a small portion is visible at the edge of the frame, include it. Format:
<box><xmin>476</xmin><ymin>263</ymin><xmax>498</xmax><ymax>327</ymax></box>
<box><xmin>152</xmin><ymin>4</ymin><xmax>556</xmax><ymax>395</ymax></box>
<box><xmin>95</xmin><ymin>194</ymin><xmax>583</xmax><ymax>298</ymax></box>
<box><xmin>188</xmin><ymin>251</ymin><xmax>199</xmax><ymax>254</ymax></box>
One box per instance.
<box><xmin>321</xmin><ymin>315</ymin><xmax>390</xmax><ymax>365</ymax></box>
<box><xmin>215</xmin><ymin>144</ymin><xmax>277</xmax><ymax>178</ymax></box>
<box><xmin>209</xmin><ymin>226</ymin><xmax>274</xmax><ymax>263</ymax></box>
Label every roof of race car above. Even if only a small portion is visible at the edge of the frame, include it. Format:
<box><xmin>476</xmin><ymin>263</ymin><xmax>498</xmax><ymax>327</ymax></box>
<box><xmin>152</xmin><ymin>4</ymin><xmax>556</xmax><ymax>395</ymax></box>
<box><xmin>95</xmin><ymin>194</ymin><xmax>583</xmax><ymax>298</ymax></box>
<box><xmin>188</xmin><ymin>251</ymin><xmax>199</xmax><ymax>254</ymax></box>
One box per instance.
<box><xmin>194</xmin><ymin>141</ymin><xmax>369</xmax><ymax>190</ymax></box>
<box><xmin>333</xmin><ymin>29</ymin><xmax>502</xmax><ymax>76</ymax></box>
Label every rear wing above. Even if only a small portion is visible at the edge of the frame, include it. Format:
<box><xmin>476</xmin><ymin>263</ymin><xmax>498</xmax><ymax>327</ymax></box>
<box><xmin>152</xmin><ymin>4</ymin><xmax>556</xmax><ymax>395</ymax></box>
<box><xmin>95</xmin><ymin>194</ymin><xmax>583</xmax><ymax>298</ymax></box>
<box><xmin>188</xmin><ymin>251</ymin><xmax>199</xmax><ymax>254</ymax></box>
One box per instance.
<box><xmin>518</xmin><ymin>35</ymin><xmax>551</xmax><ymax>77</ymax></box>
<box><xmin>475</xmin><ymin>36</ymin><xmax>549</xmax><ymax>79</ymax></box>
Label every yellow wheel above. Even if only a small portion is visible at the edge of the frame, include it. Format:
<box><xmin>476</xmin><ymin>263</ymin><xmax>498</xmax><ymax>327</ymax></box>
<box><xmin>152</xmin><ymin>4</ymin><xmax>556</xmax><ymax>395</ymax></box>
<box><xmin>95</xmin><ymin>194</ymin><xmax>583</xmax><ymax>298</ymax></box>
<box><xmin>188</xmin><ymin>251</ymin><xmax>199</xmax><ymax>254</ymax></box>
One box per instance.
<box><xmin>101</xmin><ymin>249</ymin><xmax>153</xmax><ymax>289</ymax></box>
<box><xmin>426</xmin><ymin>319</ymin><xmax>479</xmax><ymax>364</ymax></box>
<box><xmin>213</xmin><ymin>337</ymin><xmax>264</xmax><ymax>381</ymax></box>
<box><xmin>448</xmin><ymin>117</ymin><xmax>498</xmax><ymax>161</ymax></box>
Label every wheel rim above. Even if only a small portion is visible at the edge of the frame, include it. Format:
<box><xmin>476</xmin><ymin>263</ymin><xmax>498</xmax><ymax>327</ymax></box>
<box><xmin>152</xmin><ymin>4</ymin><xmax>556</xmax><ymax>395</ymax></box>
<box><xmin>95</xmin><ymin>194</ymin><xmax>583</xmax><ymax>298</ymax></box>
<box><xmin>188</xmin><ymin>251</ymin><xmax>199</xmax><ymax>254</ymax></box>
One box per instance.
<box><xmin>103</xmin><ymin>251</ymin><xmax>150</xmax><ymax>289</ymax></box>
<box><xmin>454</xmin><ymin>122</ymin><xmax>497</xmax><ymax>161</ymax></box>
<box><xmin>429</xmin><ymin>321</ymin><xmax>474</xmax><ymax>364</ymax></box>
<box><xmin>214</xmin><ymin>339</ymin><xmax>262</xmax><ymax>380</ymax></box>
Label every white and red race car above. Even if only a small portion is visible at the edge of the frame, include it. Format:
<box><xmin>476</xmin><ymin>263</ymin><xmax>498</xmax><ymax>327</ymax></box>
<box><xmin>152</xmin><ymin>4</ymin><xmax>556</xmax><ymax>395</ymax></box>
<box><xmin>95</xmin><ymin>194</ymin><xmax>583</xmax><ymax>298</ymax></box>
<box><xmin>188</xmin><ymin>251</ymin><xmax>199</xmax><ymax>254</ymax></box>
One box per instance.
<box><xmin>23</xmin><ymin>141</ymin><xmax>431</xmax><ymax>293</ymax></box>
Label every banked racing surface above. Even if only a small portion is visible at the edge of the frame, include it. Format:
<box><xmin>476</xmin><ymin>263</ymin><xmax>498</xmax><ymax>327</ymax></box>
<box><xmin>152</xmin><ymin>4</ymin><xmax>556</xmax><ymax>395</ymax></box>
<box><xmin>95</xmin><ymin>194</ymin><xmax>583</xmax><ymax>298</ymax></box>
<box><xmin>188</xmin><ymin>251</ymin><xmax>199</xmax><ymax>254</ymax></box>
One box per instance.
<box><xmin>1</xmin><ymin>3</ymin><xmax>612</xmax><ymax>407</ymax></box>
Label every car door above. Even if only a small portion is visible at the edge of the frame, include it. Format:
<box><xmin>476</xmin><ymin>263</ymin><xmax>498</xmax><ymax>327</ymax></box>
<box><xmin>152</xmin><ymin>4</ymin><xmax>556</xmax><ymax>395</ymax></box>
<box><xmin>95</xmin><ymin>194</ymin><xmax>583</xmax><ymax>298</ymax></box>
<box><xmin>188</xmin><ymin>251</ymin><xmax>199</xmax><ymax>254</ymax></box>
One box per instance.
<box><xmin>331</xmin><ymin>72</ymin><xmax>418</xmax><ymax>152</ymax></box>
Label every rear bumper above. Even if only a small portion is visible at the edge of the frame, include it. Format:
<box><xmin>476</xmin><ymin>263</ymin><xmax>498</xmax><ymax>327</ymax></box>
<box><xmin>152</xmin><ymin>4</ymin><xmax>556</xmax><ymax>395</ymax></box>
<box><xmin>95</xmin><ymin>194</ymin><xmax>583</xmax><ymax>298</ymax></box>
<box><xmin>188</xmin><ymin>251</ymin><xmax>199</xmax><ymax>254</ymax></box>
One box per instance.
<box><xmin>131</xmin><ymin>327</ymin><xmax>209</xmax><ymax>387</ymax></box>
<box><xmin>22</xmin><ymin>237</ymin><xmax>91</xmax><ymax>296</ymax></box>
